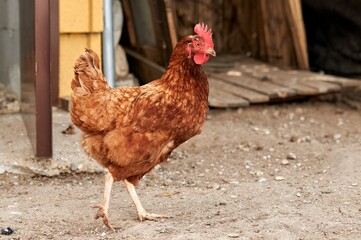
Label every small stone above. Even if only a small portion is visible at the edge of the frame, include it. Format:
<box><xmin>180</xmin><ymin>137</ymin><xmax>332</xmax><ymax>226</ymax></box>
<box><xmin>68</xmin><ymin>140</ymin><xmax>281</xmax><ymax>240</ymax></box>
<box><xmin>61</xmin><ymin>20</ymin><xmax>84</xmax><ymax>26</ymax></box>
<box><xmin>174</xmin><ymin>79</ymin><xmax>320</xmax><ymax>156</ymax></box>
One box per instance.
<box><xmin>70</xmin><ymin>163</ymin><xmax>78</xmax><ymax>171</ymax></box>
<box><xmin>333</xmin><ymin>134</ymin><xmax>342</xmax><ymax>140</ymax></box>
<box><xmin>1</xmin><ymin>227</ymin><xmax>14</xmax><ymax>235</ymax></box>
<box><xmin>281</xmin><ymin>159</ymin><xmax>290</xmax><ymax>165</ymax></box>
<box><xmin>61</xmin><ymin>124</ymin><xmax>75</xmax><ymax>135</ymax></box>
<box><xmin>275</xmin><ymin>176</ymin><xmax>285</xmax><ymax>181</ymax></box>
<box><xmin>228</xmin><ymin>233</ymin><xmax>240</xmax><ymax>238</ymax></box>
<box><xmin>289</xmin><ymin>136</ymin><xmax>298</xmax><ymax>142</ymax></box>
<box><xmin>321</xmin><ymin>189</ymin><xmax>333</xmax><ymax>194</ymax></box>
<box><xmin>77</xmin><ymin>164</ymin><xmax>83</xmax><ymax>170</ymax></box>
<box><xmin>296</xmin><ymin>192</ymin><xmax>301</xmax><ymax>197</ymax></box>
<box><xmin>226</xmin><ymin>70</ymin><xmax>242</xmax><ymax>76</ymax></box>
<box><xmin>287</xmin><ymin>153</ymin><xmax>297</xmax><ymax>160</ymax></box>
<box><xmin>255</xmin><ymin>171</ymin><xmax>264</xmax><ymax>177</ymax></box>
<box><xmin>252</xmin><ymin>126</ymin><xmax>260</xmax><ymax>132</ymax></box>
<box><xmin>258</xmin><ymin>177</ymin><xmax>267</xmax><ymax>183</ymax></box>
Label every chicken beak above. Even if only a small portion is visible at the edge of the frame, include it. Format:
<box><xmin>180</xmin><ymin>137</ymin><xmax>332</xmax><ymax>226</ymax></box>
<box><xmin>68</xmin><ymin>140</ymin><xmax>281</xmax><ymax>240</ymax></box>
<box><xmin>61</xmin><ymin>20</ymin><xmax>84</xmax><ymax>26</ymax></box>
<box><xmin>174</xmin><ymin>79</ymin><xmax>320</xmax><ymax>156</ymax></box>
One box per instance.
<box><xmin>206</xmin><ymin>48</ymin><xmax>216</xmax><ymax>57</ymax></box>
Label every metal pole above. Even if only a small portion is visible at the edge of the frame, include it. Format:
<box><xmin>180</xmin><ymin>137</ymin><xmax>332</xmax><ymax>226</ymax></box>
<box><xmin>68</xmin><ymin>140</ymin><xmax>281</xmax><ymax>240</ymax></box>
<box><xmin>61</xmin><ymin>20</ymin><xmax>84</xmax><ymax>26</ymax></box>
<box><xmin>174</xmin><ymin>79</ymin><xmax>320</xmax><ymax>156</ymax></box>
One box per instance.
<box><xmin>103</xmin><ymin>0</ymin><xmax>115</xmax><ymax>88</ymax></box>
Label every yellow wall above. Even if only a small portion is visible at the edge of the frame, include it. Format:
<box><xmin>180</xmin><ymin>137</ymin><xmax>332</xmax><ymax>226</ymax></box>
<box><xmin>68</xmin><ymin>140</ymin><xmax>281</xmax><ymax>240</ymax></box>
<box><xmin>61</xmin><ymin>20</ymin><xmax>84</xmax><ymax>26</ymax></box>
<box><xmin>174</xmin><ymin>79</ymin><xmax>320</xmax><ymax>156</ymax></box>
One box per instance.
<box><xmin>59</xmin><ymin>0</ymin><xmax>103</xmax><ymax>97</ymax></box>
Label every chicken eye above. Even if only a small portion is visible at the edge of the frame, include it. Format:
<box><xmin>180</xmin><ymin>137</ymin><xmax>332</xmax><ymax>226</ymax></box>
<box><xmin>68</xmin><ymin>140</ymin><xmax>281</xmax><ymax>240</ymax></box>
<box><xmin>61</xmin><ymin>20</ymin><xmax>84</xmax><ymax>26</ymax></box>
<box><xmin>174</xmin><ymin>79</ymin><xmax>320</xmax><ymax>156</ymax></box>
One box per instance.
<box><xmin>196</xmin><ymin>43</ymin><xmax>200</xmax><ymax>47</ymax></box>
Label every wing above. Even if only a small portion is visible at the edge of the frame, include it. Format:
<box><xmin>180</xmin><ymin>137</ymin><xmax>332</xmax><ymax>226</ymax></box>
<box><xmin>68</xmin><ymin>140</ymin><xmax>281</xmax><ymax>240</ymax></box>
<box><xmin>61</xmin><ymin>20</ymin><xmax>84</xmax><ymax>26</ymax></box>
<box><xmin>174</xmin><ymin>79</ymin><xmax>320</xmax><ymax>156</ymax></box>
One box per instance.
<box><xmin>101</xmin><ymin>83</ymin><xmax>177</xmax><ymax>167</ymax></box>
<box><xmin>71</xmin><ymin>86</ymin><xmax>141</xmax><ymax>133</ymax></box>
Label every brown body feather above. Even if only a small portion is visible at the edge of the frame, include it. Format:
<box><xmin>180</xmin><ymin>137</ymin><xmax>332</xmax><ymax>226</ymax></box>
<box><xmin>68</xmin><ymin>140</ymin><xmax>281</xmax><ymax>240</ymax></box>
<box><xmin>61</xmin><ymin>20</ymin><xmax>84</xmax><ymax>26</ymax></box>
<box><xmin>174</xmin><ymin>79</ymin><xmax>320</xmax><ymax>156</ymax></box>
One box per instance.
<box><xmin>71</xmin><ymin>38</ymin><xmax>209</xmax><ymax>185</ymax></box>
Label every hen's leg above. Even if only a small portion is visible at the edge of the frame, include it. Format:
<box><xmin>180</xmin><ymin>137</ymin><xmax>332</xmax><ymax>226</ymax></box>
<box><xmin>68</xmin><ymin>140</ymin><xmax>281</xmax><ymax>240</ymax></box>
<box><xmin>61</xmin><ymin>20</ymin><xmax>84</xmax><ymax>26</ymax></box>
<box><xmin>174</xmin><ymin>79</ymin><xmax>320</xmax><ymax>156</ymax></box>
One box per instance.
<box><xmin>124</xmin><ymin>179</ymin><xmax>170</xmax><ymax>221</ymax></box>
<box><xmin>91</xmin><ymin>172</ymin><xmax>115</xmax><ymax>231</ymax></box>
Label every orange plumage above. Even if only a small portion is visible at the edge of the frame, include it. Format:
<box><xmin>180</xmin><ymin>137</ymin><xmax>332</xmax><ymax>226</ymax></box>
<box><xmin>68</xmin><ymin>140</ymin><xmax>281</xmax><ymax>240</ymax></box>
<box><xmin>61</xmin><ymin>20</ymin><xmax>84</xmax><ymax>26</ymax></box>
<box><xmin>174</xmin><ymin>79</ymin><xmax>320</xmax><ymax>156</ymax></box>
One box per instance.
<box><xmin>70</xmin><ymin>23</ymin><xmax>216</xmax><ymax>231</ymax></box>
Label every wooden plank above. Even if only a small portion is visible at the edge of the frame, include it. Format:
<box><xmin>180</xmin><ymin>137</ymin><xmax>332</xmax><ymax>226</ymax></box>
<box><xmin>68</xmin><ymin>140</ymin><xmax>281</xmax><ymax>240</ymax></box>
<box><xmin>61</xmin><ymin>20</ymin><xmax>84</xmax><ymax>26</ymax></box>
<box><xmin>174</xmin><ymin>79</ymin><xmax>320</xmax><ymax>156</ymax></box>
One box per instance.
<box><xmin>148</xmin><ymin>0</ymin><xmax>173</xmax><ymax>64</ymax></box>
<box><xmin>208</xmin><ymin>96</ymin><xmax>249</xmax><ymax>108</ymax></box>
<box><xmin>205</xmin><ymin>61</ymin><xmax>235</xmax><ymax>68</ymax></box>
<box><xmin>298</xmin><ymin>80</ymin><xmax>341</xmax><ymax>93</ymax></box>
<box><xmin>235</xmin><ymin>58</ymin><xmax>353</xmax><ymax>89</ymax></box>
<box><xmin>269</xmin><ymin>78</ymin><xmax>319</xmax><ymax>95</ymax></box>
<box><xmin>209</xmin><ymin>77</ymin><xmax>269</xmax><ymax>103</ymax></box>
<box><xmin>259</xmin><ymin>0</ymin><xmax>272</xmax><ymax>65</ymax></box>
<box><xmin>267</xmin><ymin>70</ymin><xmax>342</xmax><ymax>93</ymax></box>
<box><xmin>121</xmin><ymin>0</ymin><xmax>138</xmax><ymax>48</ymax></box>
<box><xmin>311</xmin><ymin>77</ymin><xmax>361</xmax><ymax>88</ymax></box>
<box><xmin>164</xmin><ymin>0</ymin><xmax>177</xmax><ymax>49</ymax></box>
<box><xmin>235</xmin><ymin>58</ymin><xmax>277</xmax><ymax>72</ymax></box>
<box><xmin>209</xmin><ymin>54</ymin><xmax>248</xmax><ymax>64</ymax></box>
<box><xmin>59</xmin><ymin>0</ymin><xmax>103</xmax><ymax>33</ymax></box>
<box><xmin>234</xmin><ymin>67</ymin><xmax>320</xmax><ymax>96</ymax></box>
<box><xmin>208</xmin><ymin>80</ymin><xmax>249</xmax><ymax>108</ymax></box>
<box><xmin>212</xmin><ymin>73</ymin><xmax>297</xmax><ymax>100</ymax></box>
<box><xmin>260</xmin><ymin>0</ymin><xmax>294</xmax><ymax>67</ymax></box>
<box><xmin>234</xmin><ymin>59</ymin><xmax>343</xmax><ymax>94</ymax></box>
<box><xmin>285</xmin><ymin>0</ymin><xmax>309</xmax><ymax>69</ymax></box>
<box><xmin>204</xmin><ymin>56</ymin><xmax>241</xmax><ymax>73</ymax></box>
<box><xmin>204</xmin><ymin>65</ymin><xmax>234</xmax><ymax>74</ymax></box>
<box><xmin>286</xmin><ymin>70</ymin><xmax>361</xmax><ymax>88</ymax></box>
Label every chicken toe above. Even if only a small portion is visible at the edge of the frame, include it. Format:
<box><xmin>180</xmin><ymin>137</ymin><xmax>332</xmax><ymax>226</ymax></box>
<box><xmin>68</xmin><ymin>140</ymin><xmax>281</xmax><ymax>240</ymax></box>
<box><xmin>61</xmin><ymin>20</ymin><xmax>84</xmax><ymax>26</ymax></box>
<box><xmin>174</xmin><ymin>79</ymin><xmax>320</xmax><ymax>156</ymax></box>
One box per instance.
<box><xmin>137</xmin><ymin>211</ymin><xmax>171</xmax><ymax>222</ymax></box>
<box><xmin>124</xmin><ymin>179</ymin><xmax>171</xmax><ymax>222</ymax></box>
<box><xmin>91</xmin><ymin>204</ymin><xmax>115</xmax><ymax>232</ymax></box>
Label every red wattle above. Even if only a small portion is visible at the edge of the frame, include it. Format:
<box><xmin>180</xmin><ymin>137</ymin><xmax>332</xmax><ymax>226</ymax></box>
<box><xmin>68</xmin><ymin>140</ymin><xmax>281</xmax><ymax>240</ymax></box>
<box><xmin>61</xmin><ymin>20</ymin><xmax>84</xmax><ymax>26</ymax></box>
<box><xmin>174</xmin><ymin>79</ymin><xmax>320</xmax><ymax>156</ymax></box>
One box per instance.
<box><xmin>193</xmin><ymin>53</ymin><xmax>209</xmax><ymax>65</ymax></box>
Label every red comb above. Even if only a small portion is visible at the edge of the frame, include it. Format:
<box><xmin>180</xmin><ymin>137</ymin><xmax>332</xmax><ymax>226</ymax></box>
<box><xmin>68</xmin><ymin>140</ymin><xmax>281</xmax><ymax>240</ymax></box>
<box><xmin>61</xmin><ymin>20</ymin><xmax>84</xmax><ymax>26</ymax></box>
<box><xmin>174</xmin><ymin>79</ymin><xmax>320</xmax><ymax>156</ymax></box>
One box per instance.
<box><xmin>194</xmin><ymin>23</ymin><xmax>214</xmax><ymax>48</ymax></box>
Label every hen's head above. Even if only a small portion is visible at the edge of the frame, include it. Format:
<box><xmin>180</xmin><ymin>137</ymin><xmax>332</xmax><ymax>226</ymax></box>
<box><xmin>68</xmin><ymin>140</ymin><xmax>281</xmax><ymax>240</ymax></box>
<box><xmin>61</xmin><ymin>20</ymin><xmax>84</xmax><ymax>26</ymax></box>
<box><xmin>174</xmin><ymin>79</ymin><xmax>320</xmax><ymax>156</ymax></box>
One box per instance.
<box><xmin>186</xmin><ymin>23</ymin><xmax>216</xmax><ymax>65</ymax></box>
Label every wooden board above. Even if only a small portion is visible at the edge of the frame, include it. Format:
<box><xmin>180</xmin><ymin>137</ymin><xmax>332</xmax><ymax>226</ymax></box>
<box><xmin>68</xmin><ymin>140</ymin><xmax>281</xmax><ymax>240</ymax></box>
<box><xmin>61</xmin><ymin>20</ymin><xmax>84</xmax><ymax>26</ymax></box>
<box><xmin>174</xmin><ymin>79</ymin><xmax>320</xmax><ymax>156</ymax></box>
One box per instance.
<box><xmin>298</xmin><ymin>80</ymin><xmax>341</xmax><ymax>93</ymax></box>
<box><xmin>234</xmin><ymin>58</ymin><xmax>355</xmax><ymax>87</ymax></box>
<box><xmin>234</xmin><ymin>59</ymin><xmax>342</xmax><ymax>94</ymax></box>
<box><xmin>208</xmin><ymin>92</ymin><xmax>249</xmax><ymax>108</ymax></box>
<box><xmin>202</xmin><ymin>55</ymin><xmax>360</xmax><ymax>108</ymax></box>
<box><xmin>212</xmin><ymin>73</ymin><xmax>297</xmax><ymax>100</ymax></box>
<box><xmin>233</xmin><ymin>67</ymin><xmax>324</xmax><ymax>95</ymax></box>
<box><xmin>285</xmin><ymin>70</ymin><xmax>360</xmax><ymax>88</ymax></box>
<box><xmin>209</xmin><ymin>77</ymin><xmax>269</xmax><ymax>103</ymax></box>
<box><xmin>208</xmin><ymin>78</ymin><xmax>249</xmax><ymax>108</ymax></box>
<box><xmin>256</xmin><ymin>69</ymin><xmax>342</xmax><ymax>93</ymax></box>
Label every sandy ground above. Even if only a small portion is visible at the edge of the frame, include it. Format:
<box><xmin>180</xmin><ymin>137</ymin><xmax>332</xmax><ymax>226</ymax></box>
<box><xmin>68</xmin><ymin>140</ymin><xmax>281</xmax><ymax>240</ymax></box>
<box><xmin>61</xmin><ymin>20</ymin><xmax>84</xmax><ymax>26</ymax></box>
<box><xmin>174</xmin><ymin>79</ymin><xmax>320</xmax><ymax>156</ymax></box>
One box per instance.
<box><xmin>1</xmin><ymin>93</ymin><xmax>361</xmax><ymax>239</ymax></box>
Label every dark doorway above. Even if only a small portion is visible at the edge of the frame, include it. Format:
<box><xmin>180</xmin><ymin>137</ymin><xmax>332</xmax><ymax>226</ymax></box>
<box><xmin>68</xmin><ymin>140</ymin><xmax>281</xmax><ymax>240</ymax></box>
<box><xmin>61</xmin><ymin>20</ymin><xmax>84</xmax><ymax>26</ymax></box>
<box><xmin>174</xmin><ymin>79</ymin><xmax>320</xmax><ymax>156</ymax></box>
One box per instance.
<box><xmin>302</xmin><ymin>0</ymin><xmax>361</xmax><ymax>76</ymax></box>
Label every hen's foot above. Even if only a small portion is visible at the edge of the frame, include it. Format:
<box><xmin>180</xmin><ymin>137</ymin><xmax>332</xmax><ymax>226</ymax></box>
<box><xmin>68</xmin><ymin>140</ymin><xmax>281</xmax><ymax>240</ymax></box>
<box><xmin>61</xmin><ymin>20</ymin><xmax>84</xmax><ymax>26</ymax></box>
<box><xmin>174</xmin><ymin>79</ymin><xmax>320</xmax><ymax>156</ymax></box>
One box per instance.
<box><xmin>138</xmin><ymin>211</ymin><xmax>172</xmax><ymax>222</ymax></box>
<box><xmin>91</xmin><ymin>204</ymin><xmax>115</xmax><ymax>232</ymax></box>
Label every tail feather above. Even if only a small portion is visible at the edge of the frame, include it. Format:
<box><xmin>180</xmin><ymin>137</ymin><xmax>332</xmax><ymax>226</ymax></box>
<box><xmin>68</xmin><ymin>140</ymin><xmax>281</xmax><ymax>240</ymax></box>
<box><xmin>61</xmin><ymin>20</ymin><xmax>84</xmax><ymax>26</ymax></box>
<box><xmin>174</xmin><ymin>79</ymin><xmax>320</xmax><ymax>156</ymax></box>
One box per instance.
<box><xmin>70</xmin><ymin>49</ymin><xmax>115</xmax><ymax>133</ymax></box>
<box><xmin>71</xmin><ymin>48</ymin><xmax>110</xmax><ymax>93</ymax></box>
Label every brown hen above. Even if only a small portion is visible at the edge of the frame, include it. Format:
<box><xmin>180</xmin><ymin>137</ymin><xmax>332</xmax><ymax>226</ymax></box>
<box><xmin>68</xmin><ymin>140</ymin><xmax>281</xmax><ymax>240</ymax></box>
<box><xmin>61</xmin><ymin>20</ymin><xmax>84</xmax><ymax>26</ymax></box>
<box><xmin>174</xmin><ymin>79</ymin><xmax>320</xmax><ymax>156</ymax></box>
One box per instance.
<box><xmin>70</xmin><ymin>23</ymin><xmax>216</xmax><ymax>231</ymax></box>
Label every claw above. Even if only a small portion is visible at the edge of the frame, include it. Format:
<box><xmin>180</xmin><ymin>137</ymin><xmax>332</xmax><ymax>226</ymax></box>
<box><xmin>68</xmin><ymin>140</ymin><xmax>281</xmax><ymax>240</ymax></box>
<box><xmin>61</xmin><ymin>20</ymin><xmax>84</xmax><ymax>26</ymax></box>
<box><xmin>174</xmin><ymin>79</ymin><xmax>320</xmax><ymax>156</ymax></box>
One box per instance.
<box><xmin>91</xmin><ymin>204</ymin><xmax>115</xmax><ymax>232</ymax></box>
<box><xmin>138</xmin><ymin>212</ymin><xmax>172</xmax><ymax>222</ymax></box>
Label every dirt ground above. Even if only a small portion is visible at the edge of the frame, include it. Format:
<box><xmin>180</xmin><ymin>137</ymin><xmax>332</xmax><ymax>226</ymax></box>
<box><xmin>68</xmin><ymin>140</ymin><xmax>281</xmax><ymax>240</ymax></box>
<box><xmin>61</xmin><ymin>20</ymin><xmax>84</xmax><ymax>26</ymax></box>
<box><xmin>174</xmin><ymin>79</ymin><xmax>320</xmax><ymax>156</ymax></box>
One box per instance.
<box><xmin>1</xmin><ymin>93</ymin><xmax>361</xmax><ymax>239</ymax></box>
